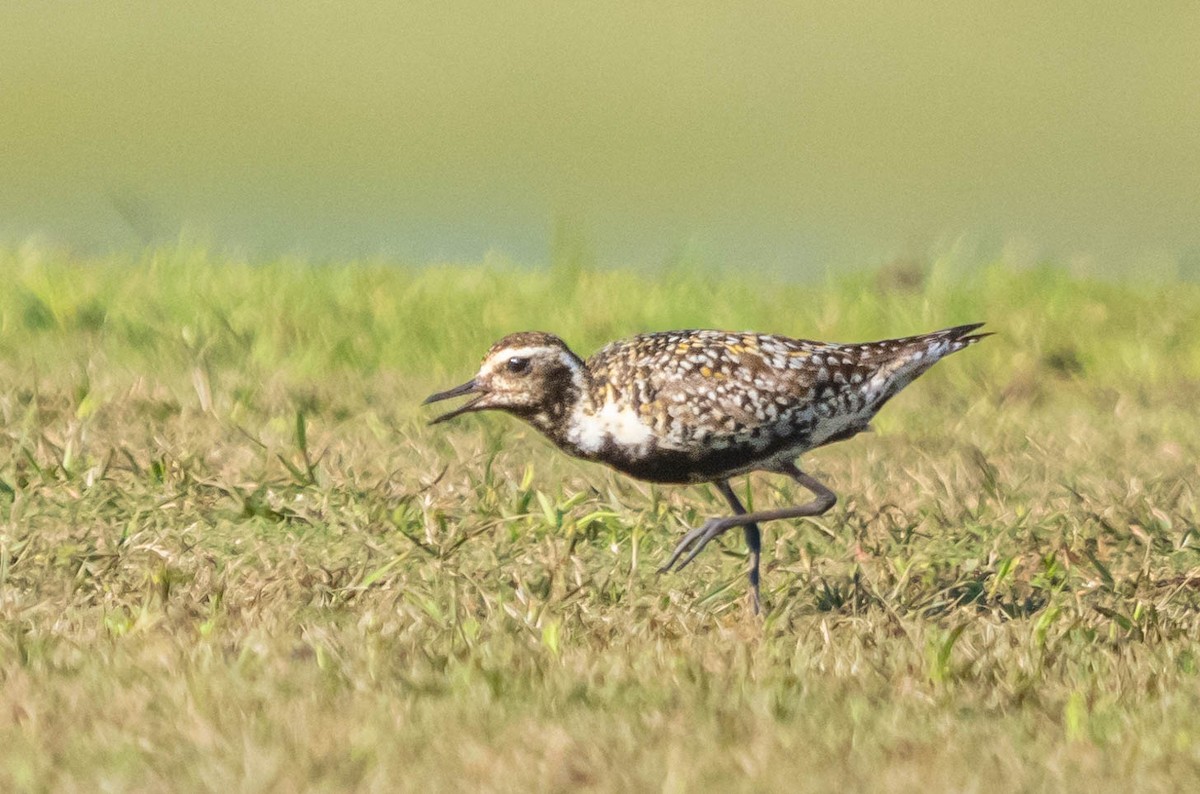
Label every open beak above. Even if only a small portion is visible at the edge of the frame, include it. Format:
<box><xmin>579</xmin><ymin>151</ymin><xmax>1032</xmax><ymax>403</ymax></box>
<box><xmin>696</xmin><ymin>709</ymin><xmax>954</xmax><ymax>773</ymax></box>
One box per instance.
<box><xmin>423</xmin><ymin>379</ymin><xmax>489</xmax><ymax>425</ymax></box>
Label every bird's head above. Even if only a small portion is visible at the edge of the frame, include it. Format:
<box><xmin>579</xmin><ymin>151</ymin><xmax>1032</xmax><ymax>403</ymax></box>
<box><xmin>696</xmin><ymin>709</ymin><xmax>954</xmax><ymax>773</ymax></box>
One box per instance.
<box><xmin>424</xmin><ymin>332</ymin><xmax>586</xmax><ymax>426</ymax></box>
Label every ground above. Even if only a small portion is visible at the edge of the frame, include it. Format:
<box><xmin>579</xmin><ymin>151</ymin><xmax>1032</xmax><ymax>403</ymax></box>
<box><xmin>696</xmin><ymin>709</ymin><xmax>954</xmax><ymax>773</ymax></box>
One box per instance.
<box><xmin>0</xmin><ymin>247</ymin><xmax>1198</xmax><ymax>791</ymax></box>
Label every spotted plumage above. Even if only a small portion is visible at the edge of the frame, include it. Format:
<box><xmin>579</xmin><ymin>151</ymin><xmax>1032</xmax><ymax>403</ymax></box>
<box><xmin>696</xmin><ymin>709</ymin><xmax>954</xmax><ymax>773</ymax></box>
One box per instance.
<box><xmin>425</xmin><ymin>324</ymin><xmax>989</xmax><ymax>612</ymax></box>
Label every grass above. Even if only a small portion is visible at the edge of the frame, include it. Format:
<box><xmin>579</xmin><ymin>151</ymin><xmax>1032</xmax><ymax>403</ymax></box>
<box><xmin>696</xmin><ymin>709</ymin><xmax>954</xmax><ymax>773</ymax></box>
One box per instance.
<box><xmin>0</xmin><ymin>245</ymin><xmax>1198</xmax><ymax>791</ymax></box>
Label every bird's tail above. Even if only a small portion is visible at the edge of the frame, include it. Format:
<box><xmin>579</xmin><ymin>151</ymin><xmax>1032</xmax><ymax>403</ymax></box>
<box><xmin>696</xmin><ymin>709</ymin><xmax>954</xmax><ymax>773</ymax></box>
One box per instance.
<box><xmin>856</xmin><ymin>323</ymin><xmax>989</xmax><ymax>410</ymax></box>
<box><xmin>888</xmin><ymin>322</ymin><xmax>991</xmax><ymax>373</ymax></box>
<box><xmin>932</xmin><ymin>322</ymin><xmax>993</xmax><ymax>354</ymax></box>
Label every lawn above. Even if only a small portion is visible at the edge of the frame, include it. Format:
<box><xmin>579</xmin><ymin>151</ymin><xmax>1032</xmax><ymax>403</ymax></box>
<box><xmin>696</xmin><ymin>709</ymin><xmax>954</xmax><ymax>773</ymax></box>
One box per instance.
<box><xmin>0</xmin><ymin>246</ymin><xmax>1198</xmax><ymax>791</ymax></box>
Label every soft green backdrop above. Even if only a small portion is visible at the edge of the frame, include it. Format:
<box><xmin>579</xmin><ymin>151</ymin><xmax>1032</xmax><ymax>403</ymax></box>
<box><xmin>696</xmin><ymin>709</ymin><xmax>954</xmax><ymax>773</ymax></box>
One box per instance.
<box><xmin>3</xmin><ymin>2</ymin><xmax>1198</xmax><ymax>272</ymax></box>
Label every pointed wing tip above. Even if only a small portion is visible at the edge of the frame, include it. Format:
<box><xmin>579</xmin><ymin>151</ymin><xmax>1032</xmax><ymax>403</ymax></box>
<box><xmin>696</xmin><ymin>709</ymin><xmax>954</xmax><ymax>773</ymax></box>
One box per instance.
<box><xmin>945</xmin><ymin>323</ymin><xmax>992</xmax><ymax>347</ymax></box>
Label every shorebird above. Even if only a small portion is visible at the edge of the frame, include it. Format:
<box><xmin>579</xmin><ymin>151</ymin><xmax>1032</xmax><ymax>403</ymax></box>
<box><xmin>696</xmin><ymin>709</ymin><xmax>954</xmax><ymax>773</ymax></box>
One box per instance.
<box><xmin>425</xmin><ymin>324</ymin><xmax>988</xmax><ymax>612</ymax></box>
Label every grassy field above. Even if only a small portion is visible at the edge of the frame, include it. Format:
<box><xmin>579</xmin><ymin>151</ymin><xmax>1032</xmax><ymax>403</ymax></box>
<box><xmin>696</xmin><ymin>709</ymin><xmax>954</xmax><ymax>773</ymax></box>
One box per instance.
<box><xmin>0</xmin><ymin>246</ymin><xmax>1198</xmax><ymax>791</ymax></box>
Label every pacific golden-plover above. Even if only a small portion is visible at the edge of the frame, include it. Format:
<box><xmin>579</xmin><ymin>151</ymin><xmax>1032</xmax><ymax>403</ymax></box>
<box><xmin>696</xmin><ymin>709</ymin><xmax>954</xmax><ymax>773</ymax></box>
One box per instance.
<box><xmin>425</xmin><ymin>324</ymin><xmax>988</xmax><ymax>612</ymax></box>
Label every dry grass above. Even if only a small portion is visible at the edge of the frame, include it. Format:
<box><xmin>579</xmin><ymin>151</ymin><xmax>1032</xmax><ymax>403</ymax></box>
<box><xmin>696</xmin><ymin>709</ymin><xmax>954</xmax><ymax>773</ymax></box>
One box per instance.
<box><xmin>0</xmin><ymin>247</ymin><xmax>1198</xmax><ymax>791</ymax></box>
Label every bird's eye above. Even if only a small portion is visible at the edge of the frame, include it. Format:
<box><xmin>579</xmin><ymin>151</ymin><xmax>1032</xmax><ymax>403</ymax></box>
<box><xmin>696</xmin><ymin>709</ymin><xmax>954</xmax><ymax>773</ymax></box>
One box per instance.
<box><xmin>506</xmin><ymin>356</ymin><xmax>531</xmax><ymax>375</ymax></box>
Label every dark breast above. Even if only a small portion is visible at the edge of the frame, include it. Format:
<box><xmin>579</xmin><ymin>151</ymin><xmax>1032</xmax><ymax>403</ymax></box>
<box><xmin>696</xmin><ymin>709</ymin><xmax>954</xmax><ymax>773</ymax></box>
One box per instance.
<box><xmin>601</xmin><ymin>445</ymin><xmax>780</xmax><ymax>484</ymax></box>
<box><xmin>585</xmin><ymin>420</ymin><xmax>824</xmax><ymax>484</ymax></box>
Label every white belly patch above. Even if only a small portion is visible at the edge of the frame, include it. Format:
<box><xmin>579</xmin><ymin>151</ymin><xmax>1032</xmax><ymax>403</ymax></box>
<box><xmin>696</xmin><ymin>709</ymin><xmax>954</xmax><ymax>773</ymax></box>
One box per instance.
<box><xmin>569</xmin><ymin>402</ymin><xmax>655</xmax><ymax>455</ymax></box>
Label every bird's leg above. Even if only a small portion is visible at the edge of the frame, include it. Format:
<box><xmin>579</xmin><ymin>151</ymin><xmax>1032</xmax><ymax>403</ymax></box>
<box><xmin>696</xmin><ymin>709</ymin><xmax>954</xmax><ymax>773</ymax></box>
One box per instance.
<box><xmin>658</xmin><ymin>463</ymin><xmax>838</xmax><ymax>585</ymax></box>
<box><xmin>714</xmin><ymin>480</ymin><xmax>762</xmax><ymax>614</ymax></box>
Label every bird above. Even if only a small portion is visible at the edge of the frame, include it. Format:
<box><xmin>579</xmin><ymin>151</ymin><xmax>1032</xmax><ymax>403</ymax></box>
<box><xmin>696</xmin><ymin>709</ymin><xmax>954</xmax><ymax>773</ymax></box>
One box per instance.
<box><xmin>424</xmin><ymin>324</ymin><xmax>989</xmax><ymax>612</ymax></box>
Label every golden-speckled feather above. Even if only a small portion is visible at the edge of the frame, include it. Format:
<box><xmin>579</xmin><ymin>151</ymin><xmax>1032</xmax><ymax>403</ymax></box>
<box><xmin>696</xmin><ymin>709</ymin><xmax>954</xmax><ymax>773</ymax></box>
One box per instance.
<box><xmin>574</xmin><ymin>325</ymin><xmax>987</xmax><ymax>481</ymax></box>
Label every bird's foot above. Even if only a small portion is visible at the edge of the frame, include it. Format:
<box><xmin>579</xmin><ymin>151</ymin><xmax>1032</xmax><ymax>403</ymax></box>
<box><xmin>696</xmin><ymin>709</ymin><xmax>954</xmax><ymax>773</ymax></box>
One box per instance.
<box><xmin>657</xmin><ymin>517</ymin><xmax>730</xmax><ymax>574</ymax></box>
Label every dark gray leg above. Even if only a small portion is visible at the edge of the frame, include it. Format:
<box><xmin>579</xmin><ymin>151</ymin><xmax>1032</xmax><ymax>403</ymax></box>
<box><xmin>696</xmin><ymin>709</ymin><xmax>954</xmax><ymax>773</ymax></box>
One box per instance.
<box><xmin>658</xmin><ymin>463</ymin><xmax>837</xmax><ymax>589</ymax></box>
<box><xmin>714</xmin><ymin>481</ymin><xmax>763</xmax><ymax>614</ymax></box>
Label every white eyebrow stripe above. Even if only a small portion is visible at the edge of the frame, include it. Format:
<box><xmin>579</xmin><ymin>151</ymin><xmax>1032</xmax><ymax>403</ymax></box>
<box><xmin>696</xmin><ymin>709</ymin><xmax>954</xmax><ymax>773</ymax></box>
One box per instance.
<box><xmin>479</xmin><ymin>345</ymin><xmax>586</xmax><ymax>389</ymax></box>
<box><xmin>480</xmin><ymin>346</ymin><xmax>556</xmax><ymax>376</ymax></box>
<box><xmin>493</xmin><ymin>346</ymin><xmax>559</xmax><ymax>360</ymax></box>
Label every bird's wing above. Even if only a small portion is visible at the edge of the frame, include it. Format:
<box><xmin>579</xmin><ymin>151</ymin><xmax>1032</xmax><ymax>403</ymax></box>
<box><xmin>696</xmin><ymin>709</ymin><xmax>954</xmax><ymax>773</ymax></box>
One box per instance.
<box><xmin>586</xmin><ymin>326</ymin><xmax>986</xmax><ymax>453</ymax></box>
<box><xmin>588</xmin><ymin>331</ymin><xmax>862</xmax><ymax>451</ymax></box>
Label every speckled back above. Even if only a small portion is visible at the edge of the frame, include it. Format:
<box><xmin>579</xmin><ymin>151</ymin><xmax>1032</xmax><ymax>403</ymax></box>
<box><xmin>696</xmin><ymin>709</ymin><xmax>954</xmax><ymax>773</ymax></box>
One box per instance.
<box><xmin>576</xmin><ymin>326</ymin><xmax>983</xmax><ymax>481</ymax></box>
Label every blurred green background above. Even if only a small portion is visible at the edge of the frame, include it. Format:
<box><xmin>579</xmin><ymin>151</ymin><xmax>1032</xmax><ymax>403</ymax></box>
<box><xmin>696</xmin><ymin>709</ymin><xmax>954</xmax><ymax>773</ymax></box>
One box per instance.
<box><xmin>2</xmin><ymin>1</ymin><xmax>1198</xmax><ymax>274</ymax></box>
